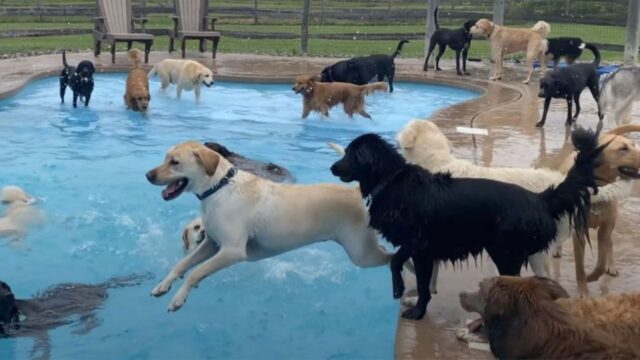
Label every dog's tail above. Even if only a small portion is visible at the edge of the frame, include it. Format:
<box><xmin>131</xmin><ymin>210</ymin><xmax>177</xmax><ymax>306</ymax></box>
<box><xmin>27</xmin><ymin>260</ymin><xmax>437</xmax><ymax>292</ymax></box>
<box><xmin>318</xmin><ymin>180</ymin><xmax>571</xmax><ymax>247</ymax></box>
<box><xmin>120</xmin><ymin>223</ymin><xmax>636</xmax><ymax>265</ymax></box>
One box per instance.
<box><xmin>584</xmin><ymin>43</ymin><xmax>601</xmax><ymax>67</ymax></box>
<box><xmin>361</xmin><ymin>82</ymin><xmax>389</xmax><ymax>95</ymax></box>
<box><xmin>62</xmin><ymin>49</ymin><xmax>69</xmax><ymax>68</ymax></box>
<box><xmin>607</xmin><ymin>124</ymin><xmax>640</xmax><ymax>136</ymax></box>
<box><xmin>530</xmin><ymin>21</ymin><xmax>551</xmax><ymax>37</ymax></box>
<box><xmin>539</xmin><ymin>127</ymin><xmax>605</xmax><ymax>245</ymax></box>
<box><xmin>434</xmin><ymin>6</ymin><xmax>440</xmax><ymax>29</ymax></box>
<box><xmin>327</xmin><ymin>142</ymin><xmax>346</xmax><ymax>156</ymax></box>
<box><xmin>128</xmin><ymin>48</ymin><xmax>144</xmax><ymax>69</ymax></box>
<box><xmin>392</xmin><ymin>39</ymin><xmax>410</xmax><ymax>58</ymax></box>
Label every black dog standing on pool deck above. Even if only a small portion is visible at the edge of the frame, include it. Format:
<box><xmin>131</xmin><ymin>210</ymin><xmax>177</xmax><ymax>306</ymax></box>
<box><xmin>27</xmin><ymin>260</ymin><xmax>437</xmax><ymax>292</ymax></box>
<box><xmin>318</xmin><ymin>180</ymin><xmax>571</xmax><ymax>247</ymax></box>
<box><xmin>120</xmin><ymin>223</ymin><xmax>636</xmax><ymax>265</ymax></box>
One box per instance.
<box><xmin>330</xmin><ymin>130</ymin><xmax>601</xmax><ymax>320</ymax></box>
<box><xmin>0</xmin><ymin>274</ymin><xmax>150</xmax><ymax>359</ymax></box>
<box><xmin>537</xmin><ymin>44</ymin><xmax>602</xmax><ymax>127</ymax></box>
<box><xmin>59</xmin><ymin>50</ymin><xmax>95</xmax><ymax>108</ymax></box>
<box><xmin>423</xmin><ymin>7</ymin><xmax>476</xmax><ymax>75</ymax></box>
<box><xmin>204</xmin><ymin>142</ymin><xmax>295</xmax><ymax>183</ymax></box>
<box><xmin>320</xmin><ymin>39</ymin><xmax>408</xmax><ymax>93</ymax></box>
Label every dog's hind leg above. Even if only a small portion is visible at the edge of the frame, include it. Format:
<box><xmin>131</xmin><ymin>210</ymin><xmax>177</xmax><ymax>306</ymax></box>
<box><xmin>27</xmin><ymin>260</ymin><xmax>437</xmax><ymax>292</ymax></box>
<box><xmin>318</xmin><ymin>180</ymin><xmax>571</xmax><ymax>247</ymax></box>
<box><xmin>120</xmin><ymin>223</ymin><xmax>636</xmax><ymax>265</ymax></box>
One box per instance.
<box><xmin>359</xmin><ymin>110</ymin><xmax>372</xmax><ymax>119</ymax></box>
<box><xmin>59</xmin><ymin>72</ymin><xmax>68</xmax><ymax>103</ymax></box>
<box><xmin>72</xmin><ymin>92</ymin><xmax>79</xmax><ymax>108</ymax></box>
<box><xmin>401</xmin><ymin>252</ymin><xmax>434</xmax><ymax>320</ymax></box>
<box><xmin>435</xmin><ymin>44</ymin><xmax>446</xmax><ymax>71</ymax></box>
<box><xmin>84</xmin><ymin>93</ymin><xmax>91</xmax><ymax>107</ymax></box>
<box><xmin>423</xmin><ymin>40</ymin><xmax>437</xmax><ymax>71</ymax></box>
<box><xmin>605</xmin><ymin>235</ymin><xmax>619</xmax><ymax>277</ymax></box>
<box><xmin>536</xmin><ymin>97</ymin><xmax>552</xmax><ymax>127</ymax></box>
<box><xmin>572</xmin><ymin>93</ymin><xmax>581</xmax><ymax>122</ymax></box>
<box><xmin>462</xmin><ymin>46</ymin><xmax>470</xmax><ymax>75</ymax></box>
<box><xmin>151</xmin><ymin>239</ymin><xmax>219</xmax><ymax>297</ymax></box>
<box><xmin>455</xmin><ymin>50</ymin><xmax>462</xmax><ymax>76</ymax></box>
<box><xmin>169</xmin><ymin>246</ymin><xmax>247</xmax><ymax>311</ymax></box>
<box><xmin>565</xmin><ymin>96</ymin><xmax>574</xmax><ymax>125</ymax></box>
<box><xmin>588</xmin><ymin>81</ymin><xmax>603</xmax><ymax>121</ymax></box>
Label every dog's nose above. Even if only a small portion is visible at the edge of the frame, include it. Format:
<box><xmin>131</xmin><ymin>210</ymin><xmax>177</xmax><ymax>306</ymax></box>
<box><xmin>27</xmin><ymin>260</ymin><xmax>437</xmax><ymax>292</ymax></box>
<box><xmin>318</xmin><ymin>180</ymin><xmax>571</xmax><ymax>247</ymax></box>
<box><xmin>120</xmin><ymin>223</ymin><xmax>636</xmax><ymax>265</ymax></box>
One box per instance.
<box><xmin>145</xmin><ymin>170</ymin><xmax>156</xmax><ymax>183</ymax></box>
<box><xmin>330</xmin><ymin>163</ymin><xmax>339</xmax><ymax>175</ymax></box>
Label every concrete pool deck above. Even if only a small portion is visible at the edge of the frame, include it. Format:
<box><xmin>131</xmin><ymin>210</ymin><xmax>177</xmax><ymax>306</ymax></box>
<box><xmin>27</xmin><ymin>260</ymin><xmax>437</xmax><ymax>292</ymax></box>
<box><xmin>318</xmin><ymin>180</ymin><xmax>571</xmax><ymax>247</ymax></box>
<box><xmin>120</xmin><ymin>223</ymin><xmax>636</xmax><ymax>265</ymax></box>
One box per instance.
<box><xmin>0</xmin><ymin>51</ymin><xmax>638</xmax><ymax>360</ymax></box>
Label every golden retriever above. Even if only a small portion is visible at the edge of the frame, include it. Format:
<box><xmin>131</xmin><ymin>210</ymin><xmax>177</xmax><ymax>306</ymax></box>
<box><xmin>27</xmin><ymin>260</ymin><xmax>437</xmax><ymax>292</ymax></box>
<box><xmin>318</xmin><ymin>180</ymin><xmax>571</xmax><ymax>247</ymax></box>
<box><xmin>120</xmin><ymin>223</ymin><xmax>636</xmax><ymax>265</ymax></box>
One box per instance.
<box><xmin>460</xmin><ymin>276</ymin><xmax>640</xmax><ymax>359</ymax></box>
<box><xmin>182</xmin><ymin>217</ymin><xmax>206</xmax><ymax>253</ymax></box>
<box><xmin>0</xmin><ymin>186</ymin><xmax>44</xmax><ymax>248</ymax></box>
<box><xmin>292</xmin><ymin>75</ymin><xmax>387</xmax><ymax>119</ymax></box>
<box><xmin>471</xmin><ymin>19</ymin><xmax>550</xmax><ymax>84</ymax></box>
<box><xmin>557</xmin><ymin>124</ymin><xmax>640</xmax><ymax>296</ymax></box>
<box><xmin>124</xmin><ymin>49</ymin><xmax>150</xmax><ymax>112</ymax></box>
<box><xmin>148</xmin><ymin>59</ymin><xmax>214</xmax><ymax>102</ymax></box>
<box><xmin>145</xmin><ymin>141</ymin><xmax>391</xmax><ymax>311</ymax></box>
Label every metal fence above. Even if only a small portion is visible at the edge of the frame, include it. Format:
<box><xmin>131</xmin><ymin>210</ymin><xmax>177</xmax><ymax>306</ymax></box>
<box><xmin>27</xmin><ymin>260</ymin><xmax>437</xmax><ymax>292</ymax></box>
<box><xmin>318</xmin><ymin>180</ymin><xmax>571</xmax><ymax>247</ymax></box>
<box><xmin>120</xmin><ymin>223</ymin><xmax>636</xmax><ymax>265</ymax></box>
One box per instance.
<box><xmin>0</xmin><ymin>0</ymin><xmax>634</xmax><ymax>62</ymax></box>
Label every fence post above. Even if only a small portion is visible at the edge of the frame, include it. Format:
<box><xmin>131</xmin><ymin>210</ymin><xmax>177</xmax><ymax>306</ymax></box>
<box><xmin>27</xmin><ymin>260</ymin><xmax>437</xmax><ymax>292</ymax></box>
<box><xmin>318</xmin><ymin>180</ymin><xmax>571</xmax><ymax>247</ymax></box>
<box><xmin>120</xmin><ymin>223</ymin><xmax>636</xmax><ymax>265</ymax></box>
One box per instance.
<box><xmin>300</xmin><ymin>0</ymin><xmax>311</xmax><ymax>55</ymax></box>
<box><xmin>424</xmin><ymin>0</ymin><xmax>438</xmax><ymax>57</ymax></box>
<box><xmin>493</xmin><ymin>0</ymin><xmax>505</xmax><ymax>25</ymax></box>
<box><xmin>254</xmin><ymin>0</ymin><xmax>259</xmax><ymax>24</ymax></box>
<box><xmin>624</xmin><ymin>0</ymin><xmax>640</xmax><ymax>65</ymax></box>
<box><xmin>320</xmin><ymin>0</ymin><xmax>325</xmax><ymax>25</ymax></box>
<box><xmin>141</xmin><ymin>0</ymin><xmax>146</xmax><ymax>17</ymax></box>
<box><xmin>37</xmin><ymin>0</ymin><xmax>43</xmax><ymax>22</ymax></box>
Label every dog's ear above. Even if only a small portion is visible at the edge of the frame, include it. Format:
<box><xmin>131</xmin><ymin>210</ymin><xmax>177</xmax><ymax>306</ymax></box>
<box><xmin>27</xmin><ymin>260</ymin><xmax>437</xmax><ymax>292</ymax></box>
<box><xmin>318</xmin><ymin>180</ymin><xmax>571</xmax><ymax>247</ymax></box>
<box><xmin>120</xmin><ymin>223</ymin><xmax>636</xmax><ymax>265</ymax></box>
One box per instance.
<box><xmin>397</xmin><ymin>126</ymin><xmax>418</xmax><ymax>149</ymax></box>
<box><xmin>192</xmin><ymin>147</ymin><xmax>219</xmax><ymax>176</ymax></box>
<box><xmin>194</xmin><ymin>72</ymin><xmax>202</xmax><ymax>85</ymax></box>
<box><xmin>182</xmin><ymin>228</ymin><xmax>190</xmax><ymax>250</ymax></box>
<box><xmin>532</xmin><ymin>277</ymin><xmax>569</xmax><ymax>300</ymax></box>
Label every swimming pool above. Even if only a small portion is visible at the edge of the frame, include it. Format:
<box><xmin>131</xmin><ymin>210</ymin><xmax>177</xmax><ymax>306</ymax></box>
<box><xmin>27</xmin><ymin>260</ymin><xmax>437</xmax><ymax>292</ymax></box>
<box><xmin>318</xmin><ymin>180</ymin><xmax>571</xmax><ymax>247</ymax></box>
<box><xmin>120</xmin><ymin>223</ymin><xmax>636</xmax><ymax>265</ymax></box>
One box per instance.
<box><xmin>0</xmin><ymin>73</ymin><xmax>477</xmax><ymax>359</ymax></box>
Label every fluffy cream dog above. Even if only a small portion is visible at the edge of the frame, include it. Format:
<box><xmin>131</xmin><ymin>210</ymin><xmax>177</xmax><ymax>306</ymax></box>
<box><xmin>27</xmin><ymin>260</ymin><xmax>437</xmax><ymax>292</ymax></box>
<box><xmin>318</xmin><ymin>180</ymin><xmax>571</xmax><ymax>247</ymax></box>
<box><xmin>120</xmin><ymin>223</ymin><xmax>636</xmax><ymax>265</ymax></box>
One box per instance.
<box><xmin>395</xmin><ymin>120</ymin><xmax>636</xmax><ymax>295</ymax></box>
<box><xmin>148</xmin><ymin>59</ymin><xmax>214</xmax><ymax>101</ymax></box>
<box><xmin>182</xmin><ymin>217</ymin><xmax>205</xmax><ymax>253</ymax></box>
<box><xmin>0</xmin><ymin>186</ymin><xmax>44</xmax><ymax>247</ymax></box>
<box><xmin>471</xmin><ymin>19</ymin><xmax>550</xmax><ymax>84</ymax></box>
<box><xmin>145</xmin><ymin>141</ymin><xmax>391</xmax><ymax>311</ymax></box>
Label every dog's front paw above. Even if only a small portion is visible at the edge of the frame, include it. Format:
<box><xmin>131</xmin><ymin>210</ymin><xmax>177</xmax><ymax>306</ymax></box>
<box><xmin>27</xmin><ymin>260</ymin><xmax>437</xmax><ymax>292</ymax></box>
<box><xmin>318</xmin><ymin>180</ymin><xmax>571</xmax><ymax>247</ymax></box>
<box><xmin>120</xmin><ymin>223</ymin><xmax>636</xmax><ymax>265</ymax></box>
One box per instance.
<box><xmin>151</xmin><ymin>281</ymin><xmax>172</xmax><ymax>297</ymax></box>
<box><xmin>457</xmin><ymin>71</ymin><xmax>463</xmax><ymax>76</ymax></box>
<box><xmin>535</xmin><ymin>121</ymin><xmax>544</xmax><ymax>128</ymax></box>
<box><xmin>393</xmin><ymin>281</ymin><xmax>405</xmax><ymax>299</ymax></box>
<box><xmin>168</xmin><ymin>287</ymin><xmax>189</xmax><ymax>312</ymax></box>
<box><xmin>436</xmin><ymin>67</ymin><xmax>442</xmax><ymax>72</ymax></box>
<box><xmin>577</xmin><ymin>284</ymin><xmax>590</xmax><ymax>298</ymax></box>
<box><xmin>401</xmin><ymin>305</ymin><xmax>426</xmax><ymax>320</ymax></box>
<box><xmin>605</xmin><ymin>266</ymin><xmax>620</xmax><ymax>277</ymax></box>
<box><xmin>463</xmin><ymin>72</ymin><xmax>471</xmax><ymax>76</ymax></box>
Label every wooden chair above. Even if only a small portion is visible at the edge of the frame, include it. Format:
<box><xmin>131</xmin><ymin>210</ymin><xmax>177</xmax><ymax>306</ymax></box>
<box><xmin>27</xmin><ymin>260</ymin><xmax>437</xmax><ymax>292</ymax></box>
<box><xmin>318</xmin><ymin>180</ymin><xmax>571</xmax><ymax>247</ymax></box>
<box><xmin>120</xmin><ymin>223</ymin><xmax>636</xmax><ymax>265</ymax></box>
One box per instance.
<box><xmin>169</xmin><ymin>0</ymin><xmax>222</xmax><ymax>58</ymax></box>
<box><xmin>93</xmin><ymin>0</ymin><xmax>154</xmax><ymax>64</ymax></box>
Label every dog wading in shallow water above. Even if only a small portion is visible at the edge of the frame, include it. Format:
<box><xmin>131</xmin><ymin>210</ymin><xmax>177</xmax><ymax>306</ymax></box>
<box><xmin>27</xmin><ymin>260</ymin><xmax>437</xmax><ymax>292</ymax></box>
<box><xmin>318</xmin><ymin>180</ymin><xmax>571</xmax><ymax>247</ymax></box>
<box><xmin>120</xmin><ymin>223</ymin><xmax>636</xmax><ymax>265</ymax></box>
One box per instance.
<box><xmin>59</xmin><ymin>50</ymin><xmax>95</xmax><ymax>108</ymax></box>
<box><xmin>331</xmin><ymin>128</ymin><xmax>602</xmax><ymax>320</ymax></box>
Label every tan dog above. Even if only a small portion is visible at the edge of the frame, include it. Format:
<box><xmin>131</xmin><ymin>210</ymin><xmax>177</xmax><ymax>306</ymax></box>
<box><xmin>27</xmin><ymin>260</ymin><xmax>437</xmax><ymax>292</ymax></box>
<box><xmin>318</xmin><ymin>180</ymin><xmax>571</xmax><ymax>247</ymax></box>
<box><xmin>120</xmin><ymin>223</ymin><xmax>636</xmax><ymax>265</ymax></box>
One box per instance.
<box><xmin>557</xmin><ymin>125</ymin><xmax>640</xmax><ymax>296</ymax></box>
<box><xmin>148</xmin><ymin>59</ymin><xmax>214</xmax><ymax>102</ymax></box>
<box><xmin>0</xmin><ymin>186</ymin><xmax>45</xmax><ymax>247</ymax></box>
<box><xmin>182</xmin><ymin>217</ymin><xmax>206</xmax><ymax>253</ymax></box>
<box><xmin>292</xmin><ymin>75</ymin><xmax>387</xmax><ymax>119</ymax></box>
<box><xmin>471</xmin><ymin>19</ymin><xmax>550</xmax><ymax>84</ymax></box>
<box><xmin>145</xmin><ymin>141</ymin><xmax>390</xmax><ymax>311</ymax></box>
<box><xmin>124</xmin><ymin>49</ymin><xmax>150</xmax><ymax>112</ymax></box>
<box><xmin>460</xmin><ymin>276</ymin><xmax>640</xmax><ymax>359</ymax></box>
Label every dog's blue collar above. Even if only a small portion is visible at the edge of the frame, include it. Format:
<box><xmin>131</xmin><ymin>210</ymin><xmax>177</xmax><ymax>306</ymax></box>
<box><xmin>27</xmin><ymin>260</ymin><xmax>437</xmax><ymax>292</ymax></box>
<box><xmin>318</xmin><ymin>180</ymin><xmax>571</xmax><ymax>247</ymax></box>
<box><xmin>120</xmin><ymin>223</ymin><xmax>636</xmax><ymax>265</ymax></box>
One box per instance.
<box><xmin>196</xmin><ymin>167</ymin><xmax>237</xmax><ymax>201</ymax></box>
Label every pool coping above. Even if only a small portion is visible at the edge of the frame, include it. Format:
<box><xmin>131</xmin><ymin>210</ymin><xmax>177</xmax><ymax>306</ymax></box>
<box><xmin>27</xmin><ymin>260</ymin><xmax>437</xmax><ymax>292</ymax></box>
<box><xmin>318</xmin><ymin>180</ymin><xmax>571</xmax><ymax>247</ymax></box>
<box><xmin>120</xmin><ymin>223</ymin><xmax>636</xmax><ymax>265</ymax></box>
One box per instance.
<box><xmin>0</xmin><ymin>51</ymin><xmax>526</xmax><ymax>360</ymax></box>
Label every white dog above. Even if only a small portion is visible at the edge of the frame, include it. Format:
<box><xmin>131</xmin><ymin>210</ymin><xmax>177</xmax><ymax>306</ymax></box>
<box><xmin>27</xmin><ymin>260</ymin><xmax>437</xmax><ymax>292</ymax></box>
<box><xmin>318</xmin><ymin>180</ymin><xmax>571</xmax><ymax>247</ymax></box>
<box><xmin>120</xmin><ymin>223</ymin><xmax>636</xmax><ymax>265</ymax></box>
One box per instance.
<box><xmin>395</xmin><ymin>120</ymin><xmax>633</xmax><ymax>293</ymax></box>
<box><xmin>148</xmin><ymin>59</ymin><xmax>215</xmax><ymax>101</ymax></box>
<box><xmin>182</xmin><ymin>217</ymin><xmax>206</xmax><ymax>253</ymax></box>
<box><xmin>145</xmin><ymin>141</ymin><xmax>391</xmax><ymax>311</ymax></box>
<box><xmin>0</xmin><ymin>186</ymin><xmax>45</xmax><ymax>247</ymax></box>
<box><xmin>599</xmin><ymin>66</ymin><xmax>640</xmax><ymax>125</ymax></box>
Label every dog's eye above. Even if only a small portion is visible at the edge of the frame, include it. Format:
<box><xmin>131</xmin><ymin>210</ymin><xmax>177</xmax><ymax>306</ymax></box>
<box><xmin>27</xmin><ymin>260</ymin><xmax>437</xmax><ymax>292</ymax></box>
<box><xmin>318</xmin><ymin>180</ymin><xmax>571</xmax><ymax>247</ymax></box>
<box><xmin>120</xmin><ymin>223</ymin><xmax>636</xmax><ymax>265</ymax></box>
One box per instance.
<box><xmin>194</xmin><ymin>225</ymin><xmax>201</xmax><ymax>231</ymax></box>
<box><xmin>619</xmin><ymin>145</ymin><xmax>629</xmax><ymax>152</ymax></box>
<box><xmin>170</xmin><ymin>159</ymin><xmax>180</xmax><ymax>166</ymax></box>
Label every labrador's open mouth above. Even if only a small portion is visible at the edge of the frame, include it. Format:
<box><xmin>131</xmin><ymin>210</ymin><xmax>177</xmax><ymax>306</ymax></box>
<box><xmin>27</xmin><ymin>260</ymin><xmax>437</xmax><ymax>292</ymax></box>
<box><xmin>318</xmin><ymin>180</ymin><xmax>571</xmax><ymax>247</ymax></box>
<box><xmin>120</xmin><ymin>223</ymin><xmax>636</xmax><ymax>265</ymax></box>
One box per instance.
<box><xmin>162</xmin><ymin>178</ymin><xmax>188</xmax><ymax>200</ymax></box>
<box><xmin>202</xmin><ymin>82</ymin><xmax>213</xmax><ymax>88</ymax></box>
<box><xmin>619</xmin><ymin>166</ymin><xmax>640</xmax><ymax>179</ymax></box>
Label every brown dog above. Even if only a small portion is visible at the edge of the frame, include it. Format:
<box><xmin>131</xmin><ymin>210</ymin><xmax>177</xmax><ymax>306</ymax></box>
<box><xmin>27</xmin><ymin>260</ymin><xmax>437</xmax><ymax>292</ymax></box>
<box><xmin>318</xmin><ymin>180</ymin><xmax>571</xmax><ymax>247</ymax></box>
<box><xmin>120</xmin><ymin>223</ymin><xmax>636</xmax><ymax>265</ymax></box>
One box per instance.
<box><xmin>460</xmin><ymin>276</ymin><xmax>640</xmax><ymax>359</ymax></box>
<box><xmin>124</xmin><ymin>49</ymin><xmax>150</xmax><ymax>112</ymax></box>
<box><xmin>471</xmin><ymin>19</ymin><xmax>550</xmax><ymax>84</ymax></box>
<box><xmin>292</xmin><ymin>75</ymin><xmax>387</xmax><ymax>119</ymax></box>
<box><xmin>557</xmin><ymin>125</ymin><xmax>640</xmax><ymax>296</ymax></box>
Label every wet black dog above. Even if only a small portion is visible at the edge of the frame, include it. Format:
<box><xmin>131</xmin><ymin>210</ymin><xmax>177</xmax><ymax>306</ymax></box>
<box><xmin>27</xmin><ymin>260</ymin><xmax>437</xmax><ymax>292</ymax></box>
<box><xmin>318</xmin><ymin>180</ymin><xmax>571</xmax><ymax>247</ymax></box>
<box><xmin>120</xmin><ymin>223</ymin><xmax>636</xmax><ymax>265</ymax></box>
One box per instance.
<box><xmin>59</xmin><ymin>50</ymin><xmax>95</xmax><ymax>108</ymax></box>
<box><xmin>537</xmin><ymin>45</ymin><xmax>602</xmax><ymax>127</ymax></box>
<box><xmin>423</xmin><ymin>7</ymin><xmax>476</xmax><ymax>75</ymax></box>
<box><xmin>330</xmin><ymin>129</ymin><xmax>602</xmax><ymax>320</ymax></box>
<box><xmin>204</xmin><ymin>142</ymin><xmax>295</xmax><ymax>183</ymax></box>
<box><xmin>320</xmin><ymin>39</ymin><xmax>409</xmax><ymax>92</ymax></box>
<box><xmin>0</xmin><ymin>274</ymin><xmax>150</xmax><ymax>358</ymax></box>
<box><xmin>546</xmin><ymin>37</ymin><xmax>600</xmax><ymax>69</ymax></box>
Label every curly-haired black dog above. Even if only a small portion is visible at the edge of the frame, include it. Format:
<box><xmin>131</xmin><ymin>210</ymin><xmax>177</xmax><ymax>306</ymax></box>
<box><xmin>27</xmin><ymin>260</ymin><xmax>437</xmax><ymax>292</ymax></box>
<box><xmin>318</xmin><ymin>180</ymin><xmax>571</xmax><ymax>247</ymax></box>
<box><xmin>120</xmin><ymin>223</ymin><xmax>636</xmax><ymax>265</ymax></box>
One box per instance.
<box><xmin>59</xmin><ymin>50</ymin><xmax>95</xmax><ymax>108</ymax></box>
<box><xmin>320</xmin><ymin>39</ymin><xmax>408</xmax><ymax>93</ymax></box>
<box><xmin>423</xmin><ymin>7</ymin><xmax>476</xmax><ymax>75</ymax></box>
<box><xmin>330</xmin><ymin>128</ymin><xmax>603</xmax><ymax>320</ymax></box>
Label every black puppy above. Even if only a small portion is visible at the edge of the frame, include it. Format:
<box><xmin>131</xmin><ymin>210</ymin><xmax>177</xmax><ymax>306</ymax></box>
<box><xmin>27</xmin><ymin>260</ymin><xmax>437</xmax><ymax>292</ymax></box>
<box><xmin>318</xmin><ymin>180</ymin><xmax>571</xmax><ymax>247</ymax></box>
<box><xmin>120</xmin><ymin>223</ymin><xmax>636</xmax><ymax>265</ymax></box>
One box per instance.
<box><xmin>59</xmin><ymin>50</ymin><xmax>95</xmax><ymax>108</ymax></box>
<box><xmin>0</xmin><ymin>274</ymin><xmax>150</xmax><ymax>357</ymax></box>
<box><xmin>320</xmin><ymin>39</ymin><xmax>409</xmax><ymax>92</ymax></box>
<box><xmin>546</xmin><ymin>37</ymin><xmax>600</xmax><ymax>69</ymax></box>
<box><xmin>330</xmin><ymin>129</ymin><xmax>602</xmax><ymax>320</ymax></box>
<box><xmin>204</xmin><ymin>142</ymin><xmax>295</xmax><ymax>183</ymax></box>
<box><xmin>423</xmin><ymin>7</ymin><xmax>476</xmax><ymax>75</ymax></box>
<box><xmin>537</xmin><ymin>44</ymin><xmax>602</xmax><ymax>127</ymax></box>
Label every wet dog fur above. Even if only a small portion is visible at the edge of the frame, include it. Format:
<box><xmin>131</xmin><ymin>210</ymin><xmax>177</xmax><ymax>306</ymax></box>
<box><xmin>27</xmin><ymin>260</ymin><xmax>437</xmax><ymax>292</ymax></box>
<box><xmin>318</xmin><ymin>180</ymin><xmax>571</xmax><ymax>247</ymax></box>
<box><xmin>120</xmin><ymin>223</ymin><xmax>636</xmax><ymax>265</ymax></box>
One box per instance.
<box><xmin>124</xmin><ymin>49</ymin><xmax>150</xmax><ymax>112</ymax></box>
<box><xmin>59</xmin><ymin>50</ymin><xmax>95</xmax><ymax>107</ymax></box>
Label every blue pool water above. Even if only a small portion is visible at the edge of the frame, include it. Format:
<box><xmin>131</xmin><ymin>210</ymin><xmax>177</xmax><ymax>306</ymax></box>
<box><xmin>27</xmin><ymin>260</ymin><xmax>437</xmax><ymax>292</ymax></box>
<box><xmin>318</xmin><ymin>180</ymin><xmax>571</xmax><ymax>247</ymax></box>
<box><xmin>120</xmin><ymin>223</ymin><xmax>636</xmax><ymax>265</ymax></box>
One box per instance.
<box><xmin>0</xmin><ymin>74</ymin><xmax>477</xmax><ymax>359</ymax></box>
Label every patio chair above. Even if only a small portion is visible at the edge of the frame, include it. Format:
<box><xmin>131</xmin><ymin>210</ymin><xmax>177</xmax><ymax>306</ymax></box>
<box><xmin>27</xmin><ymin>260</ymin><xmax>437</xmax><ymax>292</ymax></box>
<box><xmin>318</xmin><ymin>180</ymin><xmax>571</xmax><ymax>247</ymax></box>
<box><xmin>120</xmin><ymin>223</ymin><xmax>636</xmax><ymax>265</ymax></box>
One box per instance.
<box><xmin>169</xmin><ymin>0</ymin><xmax>222</xmax><ymax>58</ymax></box>
<box><xmin>93</xmin><ymin>0</ymin><xmax>154</xmax><ymax>64</ymax></box>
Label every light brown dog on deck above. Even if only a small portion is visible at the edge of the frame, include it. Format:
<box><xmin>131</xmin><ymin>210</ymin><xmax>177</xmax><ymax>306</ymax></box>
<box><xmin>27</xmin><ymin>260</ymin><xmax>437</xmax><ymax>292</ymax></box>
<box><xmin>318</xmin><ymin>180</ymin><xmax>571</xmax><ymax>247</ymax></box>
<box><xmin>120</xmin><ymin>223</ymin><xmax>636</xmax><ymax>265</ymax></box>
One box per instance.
<box><xmin>471</xmin><ymin>19</ymin><xmax>550</xmax><ymax>84</ymax></box>
<box><xmin>557</xmin><ymin>125</ymin><xmax>640</xmax><ymax>296</ymax></box>
<box><xmin>292</xmin><ymin>75</ymin><xmax>387</xmax><ymax>119</ymax></box>
<box><xmin>459</xmin><ymin>276</ymin><xmax>640</xmax><ymax>359</ymax></box>
<box><xmin>124</xmin><ymin>49</ymin><xmax>150</xmax><ymax>112</ymax></box>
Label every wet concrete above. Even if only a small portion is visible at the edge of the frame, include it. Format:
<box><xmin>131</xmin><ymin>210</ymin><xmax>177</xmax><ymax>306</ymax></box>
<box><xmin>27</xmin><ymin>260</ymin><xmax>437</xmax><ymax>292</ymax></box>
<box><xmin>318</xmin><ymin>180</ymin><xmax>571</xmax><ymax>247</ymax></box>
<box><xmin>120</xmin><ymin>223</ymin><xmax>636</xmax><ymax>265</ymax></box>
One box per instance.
<box><xmin>0</xmin><ymin>51</ymin><xmax>638</xmax><ymax>360</ymax></box>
